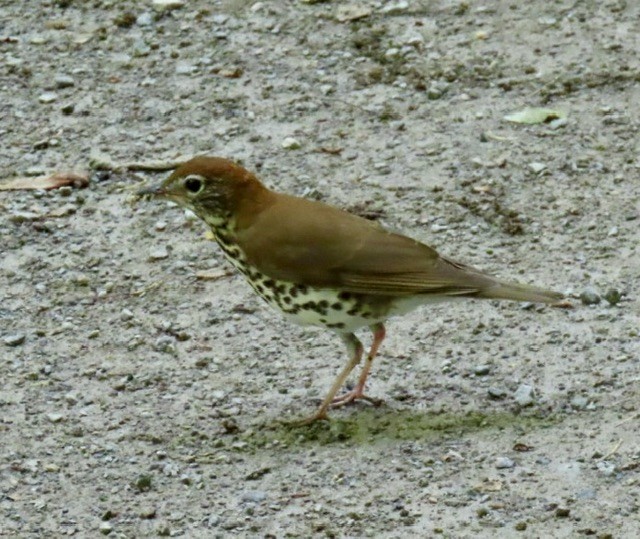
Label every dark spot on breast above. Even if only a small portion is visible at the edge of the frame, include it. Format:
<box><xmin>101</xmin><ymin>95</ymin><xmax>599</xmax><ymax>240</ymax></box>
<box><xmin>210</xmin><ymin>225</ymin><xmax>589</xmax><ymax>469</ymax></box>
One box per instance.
<box><xmin>264</xmin><ymin>279</ymin><xmax>275</xmax><ymax>288</ymax></box>
<box><xmin>338</xmin><ymin>291</ymin><xmax>351</xmax><ymax>301</ymax></box>
<box><xmin>327</xmin><ymin>322</ymin><xmax>346</xmax><ymax>329</ymax></box>
<box><xmin>282</xmin><ymin>296</ymin><xmax>292</xmax><ymax>304</ymax></box>
<box><xmin>332</xmin><ymin>302</ymin><xmax>343</xmax><ymax>310</ymax></box>
<box><xmin>318</xmin><ymin>300</ymin><xmax>329</xmax><ymax>309</ymax></box>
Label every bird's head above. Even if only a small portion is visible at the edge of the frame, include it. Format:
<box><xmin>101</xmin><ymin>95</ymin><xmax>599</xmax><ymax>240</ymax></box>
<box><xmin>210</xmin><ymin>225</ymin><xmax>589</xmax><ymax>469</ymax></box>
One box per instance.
<box><xmin>138</xmin><ymin>156</ymin><xmax>267</xmax><ymax>227</ymax></box>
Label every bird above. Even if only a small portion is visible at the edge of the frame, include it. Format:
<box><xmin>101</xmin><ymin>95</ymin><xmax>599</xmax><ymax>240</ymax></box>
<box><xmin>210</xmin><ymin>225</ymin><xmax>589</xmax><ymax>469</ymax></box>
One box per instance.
<box><xmin>138</xmin><ymin>156</ymin><xmax>563</xmax><ymax>425</ymax></box>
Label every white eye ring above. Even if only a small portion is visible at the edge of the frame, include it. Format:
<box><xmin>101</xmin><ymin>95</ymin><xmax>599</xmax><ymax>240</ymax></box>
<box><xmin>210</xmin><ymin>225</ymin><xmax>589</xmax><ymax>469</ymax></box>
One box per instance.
<box><xmin>183</xmin><ymin>175</ymin><xmax>204</xmax><ymax>194</ymax></box>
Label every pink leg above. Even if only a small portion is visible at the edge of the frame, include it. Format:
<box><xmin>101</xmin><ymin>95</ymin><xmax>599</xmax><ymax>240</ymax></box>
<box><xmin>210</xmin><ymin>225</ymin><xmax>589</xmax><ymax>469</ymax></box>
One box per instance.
<box><xmin>291</xmin><ymin>332</ymin><xmax>364</xmax><ymax>425</ymax></box>
<box><xmin>331</xmin><ymin>323</ymin><xmax>386</xmax><ymax>408</ymax></box>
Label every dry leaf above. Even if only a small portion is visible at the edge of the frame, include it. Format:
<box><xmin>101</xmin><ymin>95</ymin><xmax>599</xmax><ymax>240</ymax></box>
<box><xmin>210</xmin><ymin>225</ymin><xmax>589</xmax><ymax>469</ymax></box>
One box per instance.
<box><xmin>0</xmin><ymin>172</ymin><xmax>89</xmax><ymax>191</ymax></box>
<box><xmin>504</xmin><ymin>108</ymin><xmax>566</xmax><ymax>124</ymax></box>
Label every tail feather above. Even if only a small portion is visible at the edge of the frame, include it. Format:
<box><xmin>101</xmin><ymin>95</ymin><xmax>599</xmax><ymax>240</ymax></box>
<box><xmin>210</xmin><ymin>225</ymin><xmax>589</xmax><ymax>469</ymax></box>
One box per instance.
<box><xmin>476</xmin><ymin>280</ymin><xmax>563</xmax><ymax>304</ymax></box>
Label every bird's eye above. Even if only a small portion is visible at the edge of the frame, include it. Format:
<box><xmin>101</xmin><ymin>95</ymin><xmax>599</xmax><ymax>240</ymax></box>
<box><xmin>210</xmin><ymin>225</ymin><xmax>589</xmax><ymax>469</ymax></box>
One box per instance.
<box><xmin>184</xmin><ymin>176</ymin><xmax>203</xmax><ymax>193</ymax></box>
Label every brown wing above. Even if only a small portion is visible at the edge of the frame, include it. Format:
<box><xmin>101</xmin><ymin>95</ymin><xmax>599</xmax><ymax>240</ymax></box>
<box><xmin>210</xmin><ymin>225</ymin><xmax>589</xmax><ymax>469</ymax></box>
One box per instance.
<box><xmin>234</xmin><ymin>193</ymin><xmax>497</xmax><ymax>297</ymax></box>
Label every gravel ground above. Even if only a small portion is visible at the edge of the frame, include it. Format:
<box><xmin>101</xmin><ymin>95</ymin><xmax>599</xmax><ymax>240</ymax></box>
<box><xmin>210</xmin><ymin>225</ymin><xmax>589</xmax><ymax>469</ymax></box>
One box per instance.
<box><xmin>1</xmin><ymin>1</ymin><xmax>639</xmax><ymax>537</ymax></box>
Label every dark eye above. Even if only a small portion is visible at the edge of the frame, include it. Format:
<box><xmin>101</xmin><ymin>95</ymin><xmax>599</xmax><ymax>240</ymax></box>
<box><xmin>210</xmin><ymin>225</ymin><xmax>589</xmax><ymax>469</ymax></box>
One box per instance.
<box><xmin>184</xmin><ymin>177</ymin><xmax>203</xmax><ymax>193</ymax></box>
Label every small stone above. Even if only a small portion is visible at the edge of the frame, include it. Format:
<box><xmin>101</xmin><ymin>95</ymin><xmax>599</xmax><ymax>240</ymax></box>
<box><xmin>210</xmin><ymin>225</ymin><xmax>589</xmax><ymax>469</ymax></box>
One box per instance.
<box><xmin>132</xmin><ymin>40</ymin><xmax>151</xmax><ymax>57</ymax></box>
<box><xmin>241</xmin><ymin>491</ymin><xmax>267</xmax><ymax>503</ymax></box>
<box><xmin>607</xmin><ymin>226</ymin><xmax>618</xmax><ymax>237</ymax></box>
<box><xmin>99</xmin><ymin>522</ymin><xmax>113</xmax><ymax>535</ymax></box>
<box><xmin>120</xmin><ymin>308</ymin><xmax>135</xmax><ymax>321</ymax></box>
<box><xmin>380</xmin><ymin>1</ymin><xmax>409</xmax><ymax>14</ymax></box>
<box><xmin>596</xmin><ymin>461</ymin><xmax>616</xmax><ymax>476</ymax></box>
<box><xmin>427</xmin><ymin>85</ymin><xmax>444</xmax><ymax>100</ymax></box>
<box><xmin>474</xmin><ymin>365</ymin><xmax>491</xmax><ymax>376</ymax></box>
<box><xmin>175</xmin><ymin>62</ymin><xmax>196</xmax><ymax>75</ymax></box>
<box><xmin>570</xmin><ymin>395</ymin><xmax>589</xmax><ymax>410</ymax></box>
<box><xmin>64</xmin><ymin>392</ymin><xmax>79</xmax><ymax>405</ymax></box>
<box><xmin>281</xmin><ymin>137</ymin><xmax>301</xmax><ymax>150</ymax></box>
<box><xmin>149</xmin><ymin>247</ymin><xmax>169</xmax><ymax>261</ymax></box>
<box><xmin>46</xmin><ymin>412</ymin><xmax>65</xmax><ymax>423</ymax></box>
<box><xmin>61</xmin><ymin>103</ymin><xmax>75</xmax><ymax>115</ymax></box>
<box><xmin>136</xmin><ymin>12</ymin><xmax>153</xmax><ymax>26</ymax></box>
<box><xmin>555</xmin><ymin>507</ymin><xmax>570</xmax><ymax>518</ymax></box>
<box><xmin>580</xmin><ymin>289</ymin><xmax>601</xmax><ymax>305</ymax></box>
<box><xmin>139</xmin><ymin>506</ymin><xmax>157</xmax><ymax>519</ymax></box>
<box><xmin>38</xmin><ymin>92</ymin><xmax>58</xmax><ymax>104</ymax></box>
<box><xmin>488</xmin><ymin>387</ymin><xmax>507</xmax><ymax>400</ymax></box>
<box><xmin>54</xmin><ymin>74</ymin><xmax>75</xmax><ymax>88</ymax></box>
<box><xmin>514</xmin><ymin>384</ymin><xmax>535</xmax><ymax>407</ymax></box>
<box><xmin>603</xmin><ymin>289</ymin><xmax>621</xmax><ymax>306</ymax></box>
<box><xmin>212</xmin><ymin>14</ymin><xmax>229</xmax><ymax>24</ymax></box>
<box><xmin>152</xmin><ymin>0</ymin><xmax>185</xmax><ymax>10</ymax></box>
<box><xmin>495</xmin><ymin>457</ymin><xmax>515</xmax><ymax>469</ymax></box>
<box><xmin>515</xmin><ymin>521</ymin><xmax>527</xmax><ymax>531</ymax></box>
<box><xmin>528</xmin><ymin>162</ymin><xmax>546</xmax><ymax>173</ymax></box>
<box><xmin>4</xmin><ymin>334</ymin><xmax>26</xmax><ymax>346</ymax></box>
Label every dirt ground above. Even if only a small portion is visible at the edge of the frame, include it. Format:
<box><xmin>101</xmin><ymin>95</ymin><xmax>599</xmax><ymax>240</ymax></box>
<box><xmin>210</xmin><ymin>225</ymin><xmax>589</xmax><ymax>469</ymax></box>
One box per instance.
<box><xmin>1</xmin><ymin>1</ymin><xmax>639</xmax><ymax>537</ymax></box>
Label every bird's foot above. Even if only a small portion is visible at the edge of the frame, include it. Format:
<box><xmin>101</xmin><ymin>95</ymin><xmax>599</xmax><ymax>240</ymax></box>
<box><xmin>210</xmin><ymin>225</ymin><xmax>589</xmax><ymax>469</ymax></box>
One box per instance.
<box><xmin>330</xmin><ymin>388</ymin><xmax>384</xmax><ymax>408</ymax></box>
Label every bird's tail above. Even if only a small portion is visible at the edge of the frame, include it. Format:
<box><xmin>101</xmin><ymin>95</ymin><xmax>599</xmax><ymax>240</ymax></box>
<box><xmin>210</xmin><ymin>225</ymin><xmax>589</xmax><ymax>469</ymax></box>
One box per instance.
<box><xmin>476</xmin><ymin>279</ymin><xmax>563</xmax><ymax>304</ymax></box>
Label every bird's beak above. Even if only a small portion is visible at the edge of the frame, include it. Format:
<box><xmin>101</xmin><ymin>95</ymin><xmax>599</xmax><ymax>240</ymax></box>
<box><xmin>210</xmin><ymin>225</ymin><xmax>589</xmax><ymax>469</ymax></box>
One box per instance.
<box><xmin>137</xmin><ymin>184</ymin><xmax>166</xmax><ymax>197</ymax></box>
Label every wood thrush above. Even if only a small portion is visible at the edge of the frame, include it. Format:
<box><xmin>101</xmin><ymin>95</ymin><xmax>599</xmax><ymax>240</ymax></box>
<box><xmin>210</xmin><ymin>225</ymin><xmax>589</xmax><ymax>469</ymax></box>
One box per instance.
<box><xmin>139</xmin><ymin>156</ymin><xmax>562</xmax><ymax>424</ymax></box>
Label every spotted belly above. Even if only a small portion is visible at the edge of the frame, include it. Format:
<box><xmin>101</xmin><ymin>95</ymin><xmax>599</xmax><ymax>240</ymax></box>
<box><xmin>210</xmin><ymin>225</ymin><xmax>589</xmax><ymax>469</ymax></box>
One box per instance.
<box><xmin>210</xmin><ymin>228</ymin><xmax>435</xmax><ymax>332</ymax></box>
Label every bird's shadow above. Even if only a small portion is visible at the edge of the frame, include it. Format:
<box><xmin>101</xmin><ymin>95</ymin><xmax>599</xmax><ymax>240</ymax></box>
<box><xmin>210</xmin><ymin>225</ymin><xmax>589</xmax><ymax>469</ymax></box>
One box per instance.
<box><xmin>250</xmin><ymin>407</ymin><xmax>560</xmax><ymax>447</ymax></box>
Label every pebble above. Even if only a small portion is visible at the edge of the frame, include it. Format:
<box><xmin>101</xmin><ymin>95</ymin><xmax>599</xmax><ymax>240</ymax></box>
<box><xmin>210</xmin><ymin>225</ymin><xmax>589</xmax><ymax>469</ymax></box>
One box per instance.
<box><xmin>607</xmin><ymin>226</ymin><xmax>618</xmax><ymax>237</ymax></box>
<box><xmin>149</xmin><ymin>247</ymin><xmax>169</xmax><ymax>261</ymax></box>
<box><xmin>137</xmin><ymin>12</ymin><xmax>153</xmax><ymax>26</ymax></box>
<box><xmin>580</xmin><ymin>289</ymin><xmax>601</xmax><ymax>305</ymax></box>
<box><xmin>495</xmin><ymin>457</ymin><xmax>515</xmax><ymax>469</ymax></box>
<box><xmin>514</xmin><ymin>384</ymin><xmax>535</xmax><ymax>407</ymax></box>
<box><xmin>241</xmin><ymin>491</ymin><xmax>267</xmax><ymax>503</ymax></box>
<box><xmin>488</xmin><ymin>387</ymin><xmax>507</xmax><ymax>400</ymax></box>
<box><xmin>3</xmin><ymin>333</ymin><xmax>26</xmax><ymax>346</ymax></box>
<box><xmin>120</xmin><ymin>308</ymin><xmax>135</xmax><ymax>321</ymax></box>
<box><xmin>54</xmin><ymin>74</ymin><xmax>75</xmax><ymax>88</ymax></box>
<box><xmin>474</xmin><ymin>364</ymin><xmax>491</xmax><ymax>376</ymax></box>
<box><xmin>570</xmin><ymin>395</ymin><xmax>589</xmax><ymax>410</ymax></box>
<box><xmin>139</xmin><ymin>506</ymin><xmax>157</xmax><ymax>519</ymax></box>
<box><xmin>281</xmin><ymin>137</ymin><xmax>301</xmax><ymax>150</ymax></box>
<box><xmin>99</xmin><ymin>522</ymin><xmax>113</xmax><ymax>535</ymax></box>
<box><xmin>152</xmin><ymin>0</ymin><xmax>185</xmax><ymax>10</ymax></box>
<box><xmin>175</xmin><ymin>62</ymin><xmax>196</xmax><ymax>75</ymax></box>
<box><xmin>596</xmin><ymin>461</ymin><xmax>616</xmax><ymax>476</ymax></box>
<box><xmin>46</xmin><ymin>412</ymin><xmax>65</xmax><ymax>423</ymax></box>
<box><xmin>528</xmin><ymin>162</ymin><xmax>546</xmax><ymax>173</ymax></box>
<box><xmin>603</xmin><ymin>288</ymin><xmax>621</xmax><ymax>306</ymax></box>
<box><xmin>64</xmin><ymin>392</ymin><xmax>79</xmax><ymax>405</ymax></box>
<box><xmin>380</xmin><ymin>1</ymin><xmax>409</xmax><ymax>14</ymax></box>
<box><xmin>38</xmin><ymin>92</ymin><xmax>58</xmax><ymax>104</ymax></box>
